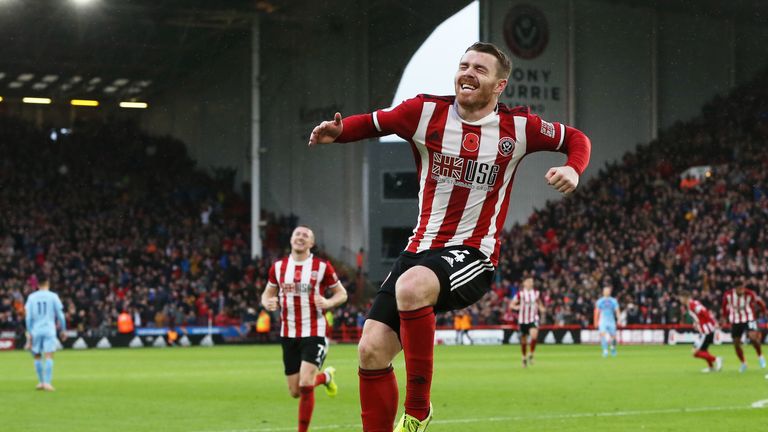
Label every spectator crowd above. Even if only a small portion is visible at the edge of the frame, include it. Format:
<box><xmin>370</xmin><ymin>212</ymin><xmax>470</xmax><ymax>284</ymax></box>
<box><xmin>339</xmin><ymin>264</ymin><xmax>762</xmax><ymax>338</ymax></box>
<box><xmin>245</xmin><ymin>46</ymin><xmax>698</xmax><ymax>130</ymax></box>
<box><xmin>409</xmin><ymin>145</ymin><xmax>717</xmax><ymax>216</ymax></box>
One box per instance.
<box><xmin>3</xmin><ymin>68</ymin><xmax>768</xmax><ymax>338</ymax></box>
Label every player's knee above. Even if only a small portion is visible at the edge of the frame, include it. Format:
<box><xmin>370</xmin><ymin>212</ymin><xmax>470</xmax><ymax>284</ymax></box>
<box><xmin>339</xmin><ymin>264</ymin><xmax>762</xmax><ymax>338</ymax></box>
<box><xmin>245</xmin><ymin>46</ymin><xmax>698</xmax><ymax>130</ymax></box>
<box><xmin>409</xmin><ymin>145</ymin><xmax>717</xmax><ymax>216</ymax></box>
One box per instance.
<box><xmin>358</xmin><ymin>337</ymin><xmax>389</xmax><ymax>369</ymax></box>
<box><xmin>395</xmin><ymin>268</ymin><xmax>437</xmax><ymax>309</ymax></box>
<box><xmin>289</xmin><ymin>389</ymin><xmax>300</xmax><ymax>398</ymax></box>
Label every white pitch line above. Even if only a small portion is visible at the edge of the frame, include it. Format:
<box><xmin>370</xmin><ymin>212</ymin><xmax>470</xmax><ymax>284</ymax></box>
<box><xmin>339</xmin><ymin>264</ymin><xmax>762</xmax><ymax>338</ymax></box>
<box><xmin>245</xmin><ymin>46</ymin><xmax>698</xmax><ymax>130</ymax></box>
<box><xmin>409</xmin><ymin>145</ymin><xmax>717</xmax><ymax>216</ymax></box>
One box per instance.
<box><xmin>195</xmin><ymin>403</ymin><xmax>763</xmax><ymax>432</ymax></box>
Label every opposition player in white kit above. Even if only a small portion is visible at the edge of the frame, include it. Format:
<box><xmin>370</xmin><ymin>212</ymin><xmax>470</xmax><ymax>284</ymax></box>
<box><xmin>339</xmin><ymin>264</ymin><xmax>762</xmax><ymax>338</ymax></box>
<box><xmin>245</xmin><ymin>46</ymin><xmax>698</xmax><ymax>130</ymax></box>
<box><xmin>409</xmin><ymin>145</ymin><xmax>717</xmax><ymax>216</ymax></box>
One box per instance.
<box><xmin>509</xmin><ymin>276</ymin><xmax>545</xmax><ymax>367</ymax></box>
<box><xmin>24</xmin><ymin>276</ymin><xmax>67</xmax><ymax>391</ymax></box>
<box><xmin>309</xmin><ymin>42</ymin><xmax>591</xmax><ymax>431</ymax></box>
<box><xmin>261</xmin><ymin>226</ymin><xmax>348</xmax><ymax>432</ymax></box>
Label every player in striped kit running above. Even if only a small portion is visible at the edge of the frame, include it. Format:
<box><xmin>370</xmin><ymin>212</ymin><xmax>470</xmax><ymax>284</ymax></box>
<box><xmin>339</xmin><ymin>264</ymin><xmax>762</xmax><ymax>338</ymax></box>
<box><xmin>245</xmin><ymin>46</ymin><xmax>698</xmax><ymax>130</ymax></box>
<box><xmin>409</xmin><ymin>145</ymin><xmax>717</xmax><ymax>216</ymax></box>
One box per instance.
<box><xmin>678</xmin><ymin>291</ymin><xmax>722</xmax><ymax>373</ymax></box>
<box><xmin>509</xmin><ymin>277</ymin><xmax>545</xmax><ymax>367</ymax></box>
<box><xmin>261</xmin><ymin>226</ymin><xmax>348</xmax><ymax>432</ymax></box>
<box><xmin>721</xmin><ymin>278</ymin><xmax>767</xmax><ymax>372</ymax></box>
<box><xmin>309</xmin><ymin>42</ymin><xmax>591</xmax><ymax>432</ymax></box>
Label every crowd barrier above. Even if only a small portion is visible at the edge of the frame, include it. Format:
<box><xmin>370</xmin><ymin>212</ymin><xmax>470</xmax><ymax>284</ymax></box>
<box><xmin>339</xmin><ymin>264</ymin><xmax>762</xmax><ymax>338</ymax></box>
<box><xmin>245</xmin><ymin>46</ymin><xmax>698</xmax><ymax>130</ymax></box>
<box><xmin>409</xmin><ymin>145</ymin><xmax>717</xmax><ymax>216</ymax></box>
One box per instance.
<box><xmin>2</xmin><ymin>324</ymin><xmax>766</xmax><ymax>350</ymax></box>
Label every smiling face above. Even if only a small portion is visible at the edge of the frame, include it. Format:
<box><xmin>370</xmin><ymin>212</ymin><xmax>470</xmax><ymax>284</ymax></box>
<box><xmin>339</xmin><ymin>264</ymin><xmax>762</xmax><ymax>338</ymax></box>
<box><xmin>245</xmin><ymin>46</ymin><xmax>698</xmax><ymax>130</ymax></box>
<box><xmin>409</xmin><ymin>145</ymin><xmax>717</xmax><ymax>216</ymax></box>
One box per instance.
<box><xmin>290</xmin><ymin>226</ymin><xmax>315</xmax><ymax>255</ymax></box>
<box><xmin>454</xmin><ymin>50</ymin><xmax>508</xmax><ymax>114</ymax></box>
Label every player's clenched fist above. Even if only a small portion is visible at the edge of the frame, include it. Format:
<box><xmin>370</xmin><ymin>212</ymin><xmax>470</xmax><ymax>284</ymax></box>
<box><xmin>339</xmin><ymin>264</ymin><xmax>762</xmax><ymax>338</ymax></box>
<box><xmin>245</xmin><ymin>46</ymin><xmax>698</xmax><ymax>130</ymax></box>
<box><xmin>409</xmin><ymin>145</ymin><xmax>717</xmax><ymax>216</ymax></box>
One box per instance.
<box><xmin>308</xmin><ymin>112</ymin><xmax>343</xmax><ymax>146</ymax></box>
<box><xmin>545</xmin><ymin>165</ymin><xmax>579</xmax><ymax>194</ymax></box>
<box><xmin>263</xmin><ymin>297</ymin><xmax>278</xmax><ymax>312</ymax></box>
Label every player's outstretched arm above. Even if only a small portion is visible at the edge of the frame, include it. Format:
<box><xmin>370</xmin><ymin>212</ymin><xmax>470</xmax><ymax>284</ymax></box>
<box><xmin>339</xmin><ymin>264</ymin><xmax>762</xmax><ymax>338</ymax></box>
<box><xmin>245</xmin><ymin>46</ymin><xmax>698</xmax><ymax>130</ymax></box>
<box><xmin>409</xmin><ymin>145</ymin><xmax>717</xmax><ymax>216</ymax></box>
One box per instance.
<box><xmin>756</xmin><ymin>296</ymin><xmax>768</xmax><ymax>317</ymax></box>
<box><xmin>509</xmin><ymin>296</ymin><xmax>520</xmax><ymax>311</ymax></box>
<box><xmin>308</xmin><ymin>112</ymin><xmax>343</xmax><ymax>146</ymax></box>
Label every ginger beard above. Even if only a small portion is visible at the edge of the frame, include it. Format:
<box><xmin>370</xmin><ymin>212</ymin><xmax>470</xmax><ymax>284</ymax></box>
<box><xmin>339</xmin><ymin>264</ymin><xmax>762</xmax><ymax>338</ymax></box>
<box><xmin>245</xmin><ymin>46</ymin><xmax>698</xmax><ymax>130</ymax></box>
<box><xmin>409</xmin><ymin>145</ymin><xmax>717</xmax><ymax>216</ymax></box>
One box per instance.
<box><xmin>454</xmin><ymin>51</ymin><xmax>505</xmax><ymax>112</ymax></box>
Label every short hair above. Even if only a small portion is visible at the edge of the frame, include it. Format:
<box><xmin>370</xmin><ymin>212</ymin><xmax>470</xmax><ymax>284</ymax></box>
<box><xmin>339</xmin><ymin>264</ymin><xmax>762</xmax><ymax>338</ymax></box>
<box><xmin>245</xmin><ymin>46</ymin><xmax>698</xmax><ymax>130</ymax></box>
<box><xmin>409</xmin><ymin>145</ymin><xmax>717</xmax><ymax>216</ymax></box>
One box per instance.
<box><xmin>465</xmin><ymin>42</ymin><xmax>512</xmax><ymax>79</ymax></box>
<box><xmin>679</xmin><ymin>290</ymin><xmax>691</xmax><ymax>298</ymax></box>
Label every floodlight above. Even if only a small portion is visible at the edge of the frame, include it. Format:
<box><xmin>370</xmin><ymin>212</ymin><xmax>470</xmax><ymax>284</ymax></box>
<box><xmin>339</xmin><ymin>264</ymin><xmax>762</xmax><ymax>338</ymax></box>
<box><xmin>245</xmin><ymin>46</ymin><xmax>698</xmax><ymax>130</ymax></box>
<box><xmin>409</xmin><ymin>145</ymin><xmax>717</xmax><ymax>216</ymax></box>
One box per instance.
<box><xmin>71</xmin><ymin>99</ymin><xmax>99</xmax><ymax>107</ymax></box>
<box><xmin>119</xmin><ymin>101</ymin><xmax>148</xmax><ymax>109</ymax></box>
<box><xmin>22</xmin><ymin>97</ymin><xmax>52</xmax><ymax>104</ymax></box>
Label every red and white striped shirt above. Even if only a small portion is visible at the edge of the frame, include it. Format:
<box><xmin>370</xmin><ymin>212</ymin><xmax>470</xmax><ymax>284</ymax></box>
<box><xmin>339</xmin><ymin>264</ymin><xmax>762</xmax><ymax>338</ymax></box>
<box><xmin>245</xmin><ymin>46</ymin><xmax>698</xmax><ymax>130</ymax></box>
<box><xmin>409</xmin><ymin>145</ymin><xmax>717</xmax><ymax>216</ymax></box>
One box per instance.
<box><xmin>721</xmin><ymin>288</ymin><xmax>766</xmax><ymax>324</ymax></box>
<box><xmin>337</xmin><ymin>95</ymin><xmax>591</xmax><ymax>266</ymax></box>
<box><xmin>267</xmin><ymin>254</ymin><xmax>340</xmax><ymax>338</ymax></box>
<box><xmin>515</xmin><ymin>289</ymin><xmax>540</xmax><ymax>324</ymax></box>
<box><xmin>687</xmin><ymin>299</ymin><xmax>716</xmax><ymax>335</ymax></box>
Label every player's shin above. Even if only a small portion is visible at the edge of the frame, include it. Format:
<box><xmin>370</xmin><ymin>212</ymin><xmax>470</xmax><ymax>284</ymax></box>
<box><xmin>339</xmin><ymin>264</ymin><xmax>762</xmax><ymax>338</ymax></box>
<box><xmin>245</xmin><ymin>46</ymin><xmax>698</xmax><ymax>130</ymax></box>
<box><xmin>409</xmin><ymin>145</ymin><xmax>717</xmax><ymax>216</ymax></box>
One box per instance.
<box><xmin>735</xmin><ymin>344</ymin><xmax>746</xmax><ymax>363</ymax></box>
<box><xmin>44</xmin><ymin>359</ymin><xmax>54</xmax><ymax>384</ymax></box>
<box><xmin>359</xmin><ymin>366</ymin><xmax>399</xmax><ymax>431</ymax></box>
<box><xmin>34</xmin><ymin>359</ymin><xmax>44</xmax><ymax>383</ymax></box>
<box><xmin>298</xmin><ymin>386</ymin><xmax>314</xmax><ymax>432</ymax></box>
<box><xmin>694</xmin><ymin>350</ymin><xmax>714</xmax><ymax>367</ymax></box>
<box><xmin>399</xmin><ymin>306</ymin><xmax>435</xmax><ymax>421</ymax></box>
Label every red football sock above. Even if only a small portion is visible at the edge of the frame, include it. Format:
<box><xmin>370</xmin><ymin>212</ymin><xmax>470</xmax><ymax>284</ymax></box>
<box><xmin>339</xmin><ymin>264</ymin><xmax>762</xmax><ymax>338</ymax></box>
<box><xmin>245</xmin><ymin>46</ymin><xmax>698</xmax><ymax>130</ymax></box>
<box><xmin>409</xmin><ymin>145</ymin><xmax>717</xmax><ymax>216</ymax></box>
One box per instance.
<box><xmin>735</xmin><ymin>345</ymin><xmax>745</xmax><ymax>363</ymax></box>
<box><xmin>314</xmin><ymin>371</ymin><xmax>328</xmax><ymax>387</ymax></box>
<box><xmin>752</xmin><ymin>341</ymin><xmax>763</xmax><ymax>356</ymax></box>
<box><xmin>521</xmin><ymin>340</ymin><xmax>528</xmax><ymax>356</ymax></box>
<box><xmin>400</xmin><ymin>306</ymin><xmax>435</xmax><ymax>421</ymax></box>
<box><xmin>530</xmin><ymin>339</ymin><xmax>537</xmax><ymax>354</ymax></box>
<box><xmin>694</xmin><ymin>350</ymin><xmax>715</xmax><ymax>367</ymax></box>
<box><xmin>359</xmin><ymin>366</ymin><xmax>399</xmax><ymax>432</ymax></box>
<box><xmin>298</xmin><ymin>386</ymin><xmax>314</xmax><ymax>432</ymax></box>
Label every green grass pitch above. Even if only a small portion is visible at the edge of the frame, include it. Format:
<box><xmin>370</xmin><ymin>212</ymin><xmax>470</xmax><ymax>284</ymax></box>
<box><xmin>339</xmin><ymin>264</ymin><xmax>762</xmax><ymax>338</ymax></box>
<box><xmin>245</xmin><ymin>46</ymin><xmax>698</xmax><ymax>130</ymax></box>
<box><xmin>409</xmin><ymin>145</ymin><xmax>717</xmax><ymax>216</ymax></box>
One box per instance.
<box><xmin>1</xmin><ymin>344</ymin><xmax>766</xmax><ymax>431</ymax></box>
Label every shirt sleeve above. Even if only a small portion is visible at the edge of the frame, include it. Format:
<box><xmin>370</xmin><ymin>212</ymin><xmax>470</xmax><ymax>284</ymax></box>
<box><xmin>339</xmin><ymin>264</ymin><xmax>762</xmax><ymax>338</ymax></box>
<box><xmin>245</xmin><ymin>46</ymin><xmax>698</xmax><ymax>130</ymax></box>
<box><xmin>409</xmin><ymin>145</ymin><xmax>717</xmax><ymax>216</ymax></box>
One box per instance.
<box><xmin>267</xmin><ymin>263</ymin><xmax>278</xmax><ymax>287</ymax></box>
<box><xmin>322</xmin><ymin>262</ymin><xmax>341</xmax><ymax>290</ymax></box>
<box><xmin>692</xmin><ymin>301</ymin><xmax>704</xmax><ymax>314</ymax></box>
<box><xmin>337</xmin><ymin>96</ymin><xmax>424</xmax><ymax>143</ymax></box>
<box><xmin>524</xmin><ymin>112</ymin><xmax>592</xmax><ymax>175</ymax></box>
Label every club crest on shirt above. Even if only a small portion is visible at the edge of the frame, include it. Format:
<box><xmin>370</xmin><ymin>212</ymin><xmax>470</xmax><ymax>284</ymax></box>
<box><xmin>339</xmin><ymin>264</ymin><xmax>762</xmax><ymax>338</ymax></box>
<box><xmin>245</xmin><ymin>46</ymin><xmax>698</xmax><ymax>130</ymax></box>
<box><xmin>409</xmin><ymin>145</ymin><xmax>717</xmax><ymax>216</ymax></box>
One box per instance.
<box><xmin>498</xmin><ymin>136</ymin><xmax>515</xmax><ymax>157</ymax></box>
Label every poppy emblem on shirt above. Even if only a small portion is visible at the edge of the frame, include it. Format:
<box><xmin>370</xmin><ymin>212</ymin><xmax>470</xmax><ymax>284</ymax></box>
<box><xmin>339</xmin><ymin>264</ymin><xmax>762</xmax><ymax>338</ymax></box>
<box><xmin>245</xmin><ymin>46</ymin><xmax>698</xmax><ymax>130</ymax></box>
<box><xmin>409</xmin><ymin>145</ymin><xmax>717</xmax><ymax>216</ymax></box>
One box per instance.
<box><xmin>294</xmin><ymin>269</ymin><xmax>302</xmax><ymax>281</ymax></box>
<box><xmin>462</xmin><ymin>133</ymin><xmax>480</xmax><ymax>152</ymax></box>
<box><xmin>498</xmin><ymin>137</ymin><xmax>515</xmax><ymax>156</ymax></box>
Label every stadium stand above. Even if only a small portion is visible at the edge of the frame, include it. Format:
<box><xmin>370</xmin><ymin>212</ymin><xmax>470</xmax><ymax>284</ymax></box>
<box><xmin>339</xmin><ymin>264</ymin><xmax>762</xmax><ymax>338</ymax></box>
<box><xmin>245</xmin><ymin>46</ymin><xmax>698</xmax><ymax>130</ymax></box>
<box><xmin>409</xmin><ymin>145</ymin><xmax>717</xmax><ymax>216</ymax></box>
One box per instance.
<box><xmin>0</xmin><ymin>117</ymin><xmax>361</xmax><ymax>339</ymax></box>
<box><xmin>442</xmin><ymin>67</ymin><xmax>768</xmax><ymax>328</ymax></box>
<box><xmin>4</xmin><ymin>68</ymin><xmax>768</xmax><ymax>339</ymax></box>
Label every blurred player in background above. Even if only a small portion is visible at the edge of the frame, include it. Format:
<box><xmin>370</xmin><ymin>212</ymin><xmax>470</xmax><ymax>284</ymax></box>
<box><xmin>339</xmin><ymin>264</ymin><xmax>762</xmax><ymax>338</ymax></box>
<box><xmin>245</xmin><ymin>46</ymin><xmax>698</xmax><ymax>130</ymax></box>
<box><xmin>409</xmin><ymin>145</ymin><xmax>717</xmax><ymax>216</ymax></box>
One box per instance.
<box><xmin>678</xmin><ymin>291</ymin><xmax>722</xmax><ymax>373</ymax></box>
<box><xmin>24</xmin><ymin>275</ymin><xmax>67</xmax><ymax>391</ymax></box>
<box><xmin>261</xmin><ymin>226</ymin><xmax>348</xmax><ymax>432</ymax></box>
<box><xmin>595</xmin><ymin>286</ymin><xmax>620</xmax><ymax>358</ymax></box>
<box><xmin>721</xmin><ymin>277</ymin><xmax>767</xmax><ymax>372</ymax></box>
<box><xmin>509</xmin><ymin>276</ymin><xmax>545</xmax><ymax>367</ymax></box>
<box><xmin>309</xmin><ymin>41</ymin><xmax>591</xmax><ymax>431</ymax></box>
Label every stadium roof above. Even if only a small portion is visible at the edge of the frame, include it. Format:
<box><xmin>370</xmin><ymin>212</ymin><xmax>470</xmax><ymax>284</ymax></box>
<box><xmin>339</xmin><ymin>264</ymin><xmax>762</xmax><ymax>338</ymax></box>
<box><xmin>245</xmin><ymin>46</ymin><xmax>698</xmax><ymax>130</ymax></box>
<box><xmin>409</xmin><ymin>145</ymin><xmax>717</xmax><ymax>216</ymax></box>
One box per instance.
<box><xmin>1</xmin><ymin>0</ymin><xmax>765</xmax><ymax>103</ymax></box>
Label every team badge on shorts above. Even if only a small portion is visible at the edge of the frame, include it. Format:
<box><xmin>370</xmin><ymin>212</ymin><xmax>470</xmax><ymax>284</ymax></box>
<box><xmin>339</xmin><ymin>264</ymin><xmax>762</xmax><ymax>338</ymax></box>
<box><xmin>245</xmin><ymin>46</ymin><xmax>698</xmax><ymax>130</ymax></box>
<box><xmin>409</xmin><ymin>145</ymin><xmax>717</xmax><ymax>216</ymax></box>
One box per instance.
<box><xmin>498</xmin><ymin>137</ymin><xmax>515</xmax><ymax>156</ymax></box>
